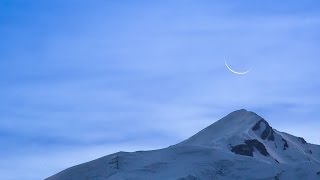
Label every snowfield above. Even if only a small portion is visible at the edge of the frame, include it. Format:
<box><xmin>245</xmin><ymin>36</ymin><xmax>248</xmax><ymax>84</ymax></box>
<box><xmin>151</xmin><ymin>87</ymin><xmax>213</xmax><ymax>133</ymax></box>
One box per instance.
<box><xmin>46</xmin><ymin>109</ymin><xmax>320</xmax><ymax>180</ymax></box>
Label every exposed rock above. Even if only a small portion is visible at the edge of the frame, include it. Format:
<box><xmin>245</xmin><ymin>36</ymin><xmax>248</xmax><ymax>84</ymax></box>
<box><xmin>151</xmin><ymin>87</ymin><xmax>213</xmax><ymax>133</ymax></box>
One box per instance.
<box><xmin>252</xmin><ymin>120</ymin><xmax>262</xmax><ymax>131</ymax></box>
<box><xmin>231</xmin><ymin>139</ymin><xmax>269</xmax><ymax>157</ymax></box>
<box><xmin>231</xmin><ymin>144</ymin><xmax>253</xmax><ymax>156</ymax></box>
<box><xmin>246</xmin><ymin>140</ymin><xmax>269</xmax><ymax>156</ymax></box>
<box><xmin>108</xmin><ymin>156</ymin><xmax>120</xmax><ymax>169</ymax></box>
<box><xmin>268</xmin><ymin>131</ymin><xmax>275</xmax><ymax>141</ymax></box>
<box><xmin>252</xmin><ymin>119</ymin><xmax>275</xmax><ymax>141</ymax></box>
<box><xmin>282</xmin><ymin>138</ymin><xmax>289</xmax><ymax>150</ymax></box>
<box><xmin>298</xmin><ymin>137</ymin><xmax>307</xmax><ymax>144</ymax></box>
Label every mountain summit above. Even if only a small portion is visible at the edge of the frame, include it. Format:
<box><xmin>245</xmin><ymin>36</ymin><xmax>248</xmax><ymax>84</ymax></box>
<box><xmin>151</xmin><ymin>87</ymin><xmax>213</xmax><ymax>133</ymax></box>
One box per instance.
<box><xmin>46</xmin><ymin>109</ymin><xmax>320</xmax><ymax>180</ymax></box>
<box><xmin>177</xmin><ymin>109</ymin><xmax>318</xmax><ymax>164</ymax></box>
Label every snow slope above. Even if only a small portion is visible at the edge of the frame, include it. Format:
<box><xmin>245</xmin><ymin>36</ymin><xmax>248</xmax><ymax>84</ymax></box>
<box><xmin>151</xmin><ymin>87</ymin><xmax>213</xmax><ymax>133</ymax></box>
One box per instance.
<box><xmin>46</xmin><ymin>109</ymin><xmax>320</xmax><ymax>180</ymax></box>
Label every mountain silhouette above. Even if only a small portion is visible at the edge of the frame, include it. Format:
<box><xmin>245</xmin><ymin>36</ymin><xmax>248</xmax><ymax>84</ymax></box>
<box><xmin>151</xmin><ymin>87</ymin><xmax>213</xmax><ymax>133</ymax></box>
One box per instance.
<box><xmin>46</xmin><ymin>109</ymin><xmax>320</xmax><ymax>180</ymax></box>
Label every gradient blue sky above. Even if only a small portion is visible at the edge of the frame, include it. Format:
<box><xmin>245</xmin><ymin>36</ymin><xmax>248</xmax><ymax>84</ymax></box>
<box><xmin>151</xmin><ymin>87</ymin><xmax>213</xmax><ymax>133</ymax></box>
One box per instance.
<box><xmin>1</xmin><ymin>0</ymin><xmax>320</xmax><ymax>179</ymax></box>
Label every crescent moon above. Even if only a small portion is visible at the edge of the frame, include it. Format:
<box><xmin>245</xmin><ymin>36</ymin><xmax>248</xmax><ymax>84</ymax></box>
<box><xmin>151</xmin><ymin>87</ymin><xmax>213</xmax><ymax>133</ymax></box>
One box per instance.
<box><xmin>224</xmin><ymin>59</ymin><xmax>250</xmax><ymax>75</ymax></box>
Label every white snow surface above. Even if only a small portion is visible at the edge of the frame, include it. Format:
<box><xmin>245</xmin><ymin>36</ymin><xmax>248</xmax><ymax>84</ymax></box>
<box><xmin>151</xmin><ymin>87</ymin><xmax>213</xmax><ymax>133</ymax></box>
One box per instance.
<box><xmin>46</xmin><ymin>109</ymin><xmax>320</xmax><ymax>180</ymax></box>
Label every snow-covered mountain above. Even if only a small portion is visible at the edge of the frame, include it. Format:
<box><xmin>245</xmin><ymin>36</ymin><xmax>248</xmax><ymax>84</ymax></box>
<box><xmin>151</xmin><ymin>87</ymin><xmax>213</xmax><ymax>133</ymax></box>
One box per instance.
<box><xmin>46</xmin><ymin>109</ymin><xmax>320</xmax><ymax>180</ymax></box>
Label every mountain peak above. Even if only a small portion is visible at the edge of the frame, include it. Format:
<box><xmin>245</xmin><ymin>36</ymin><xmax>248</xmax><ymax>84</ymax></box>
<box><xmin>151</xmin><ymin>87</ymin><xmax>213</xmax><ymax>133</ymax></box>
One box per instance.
<box><xmin>221</xmin><ymin>109</ymin><xmax>262</xmax><ymax>123</ymax></box>
<box><xmin>227</xmin><ymin>109</ymin><xmax>262</xmax><ymax>119</ymax></box>
<box><xmin>226</xmin><ymin>109</ymin><xmax>276</xmax><ymax>141</ymax></box>
<box><xmin>230</xmin><ymin>108</ymin><xmax>248</xmax><ymax>113</ymax></box>
<box><xmin>177</xmin><ymin>109</ymin><xmax>264</xmax><ymax>147</ymax></box>
<box><xmin>177</xmin><ymin>109</ymin><xmax>317</xmax><ymax>164</ymax></box>
<box><xmin>46</xmin><ymin>109</ymin><xmax>320</xmax><ymax>180</ymax></box>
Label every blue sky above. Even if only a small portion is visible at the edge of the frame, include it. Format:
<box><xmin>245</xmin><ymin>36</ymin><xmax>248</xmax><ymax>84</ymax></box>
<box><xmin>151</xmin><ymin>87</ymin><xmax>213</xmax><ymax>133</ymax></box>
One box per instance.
<box><xmin>1</xmin><ymin>0</ymin><xmax>320</xmax><ymax>179</ymax></box>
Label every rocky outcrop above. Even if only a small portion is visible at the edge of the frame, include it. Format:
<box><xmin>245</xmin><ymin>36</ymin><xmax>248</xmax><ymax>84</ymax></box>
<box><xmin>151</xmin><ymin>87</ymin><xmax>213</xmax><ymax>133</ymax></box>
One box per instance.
<box><xmin>298</xmin><ymin>137</ymin><xmax>307</xmax><ymax>144</ymax></box>
<box><xmin>252</xmin><ymin>119</ymin><xmax>275</xmax><ymax>141</ymax></box>
<box><xmin>231</xmin><ymin>139</ymin><xmax>269</xmax><ymax>157</ymax></box>
<box><xmin>282</xmin><ymin>138</ymin><xmax>289</xmax><ymax>150</ymax></box>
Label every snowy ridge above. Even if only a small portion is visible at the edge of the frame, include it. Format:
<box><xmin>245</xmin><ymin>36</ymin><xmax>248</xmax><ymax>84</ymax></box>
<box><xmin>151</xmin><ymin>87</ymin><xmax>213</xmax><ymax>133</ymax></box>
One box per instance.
<box><xmin>177</xmin><ymin>109</ymin><xmax>262</xmax><ymax>148</ymax></box>
<box><xmin>46</xmin><ymin>109</ymin><xmax>320</xmax><ymax>180</ymax></box>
